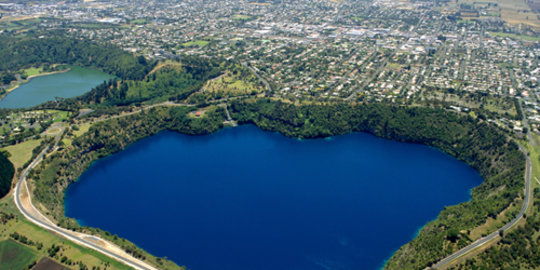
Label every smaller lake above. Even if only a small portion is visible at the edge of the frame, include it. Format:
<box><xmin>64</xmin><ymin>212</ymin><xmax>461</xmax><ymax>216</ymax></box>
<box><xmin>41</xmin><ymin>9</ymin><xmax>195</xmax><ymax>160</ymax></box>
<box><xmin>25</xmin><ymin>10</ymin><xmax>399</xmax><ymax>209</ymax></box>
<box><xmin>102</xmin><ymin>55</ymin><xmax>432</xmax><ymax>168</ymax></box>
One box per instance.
<box><xmin>65</xmin><ymin>126</ymin><xmax>483</xmax><ymax>270</ymax></box>
<box><xmin>0</xmin><ymin>66</ymin><xmax>114</xmax><ymax>109</ymax></box>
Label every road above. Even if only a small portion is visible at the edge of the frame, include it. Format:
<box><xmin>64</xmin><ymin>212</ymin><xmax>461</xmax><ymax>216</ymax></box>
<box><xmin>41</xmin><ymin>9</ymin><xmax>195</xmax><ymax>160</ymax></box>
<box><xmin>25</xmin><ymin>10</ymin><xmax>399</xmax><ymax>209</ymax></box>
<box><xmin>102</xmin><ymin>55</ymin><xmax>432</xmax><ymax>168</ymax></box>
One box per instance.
<box><xmin>12</xmin><ymin>91</ymin><xmax>534</xmax><ymax>270</ymax></box>
<box><xmin>346</xmin><ymin>50</ymin><xmax>387</xmax><ymax>101</ymax></box>
<box><xmin>508</xmin><ymin>67</ymin><xmax>534</xmax><ymax>147</ymax></box>
<box><xmin>346</xmin><ymin>15</ymin><xmax>426</xmax><ymax>101</ymax></box>
<box><xmin>518</xmin><ymin>100</ymin><xmax>535</xmax><ymax>146</ymax></box>
<box><xmin>12</xmin><ymin>99</ymin><xmax>249</xmax><ymax>270</ymax></box>
<box><xmin>241</xmin><ymin>62</ymin><xmax>272</xmax><ymax>93</ymax></box>
<box><xmin>14</xmin><ymin>131</ymin><xmax>157</xmax><ymax>270</ymax></box>
<box><xmin>218</xmin><ymin>103</ymin><xmax>237</xmax><ymax>126</ymax></box>
<box><xmin>432</xmin><ymin>142</ymin><xmax>532</xmax><ymax>269</ymax></box>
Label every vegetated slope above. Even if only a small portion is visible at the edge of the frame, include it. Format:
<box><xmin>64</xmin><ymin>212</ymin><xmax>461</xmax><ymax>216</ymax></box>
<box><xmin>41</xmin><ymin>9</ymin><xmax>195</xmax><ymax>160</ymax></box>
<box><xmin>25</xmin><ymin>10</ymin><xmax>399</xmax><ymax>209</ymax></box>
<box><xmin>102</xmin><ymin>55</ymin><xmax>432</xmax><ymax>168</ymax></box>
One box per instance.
<box><xmin>76</xmin><ymin>57</ymin><xmax>222</xmax><ymax>106</ymax></box>
<box><xmin>0</xmin><ymin>33</ymin><xmax>155</xmax><ymax>81</ymax></box>
<box><xmin>450</xmin><ymin>191</ymin><xmax>539</xmax><ymax>270</ymax></box>
<box><xmin>0</xmin><ymin>151</ymin><xmax>15</xmax><ymax>198</ymax></box>
<box><xmin>229</xmin><ymin>98</ymin><xmax>525</xmax><ymax>269</ymax></box>
<box><xmin>27</xmin><ymin>97</ymin><xmax>525</xmax><ymax>269</ymax></box>
<box><xmin>27</xmin><ymin>106</ymin><xmax>226</xmax><ymax>270</ymax></box>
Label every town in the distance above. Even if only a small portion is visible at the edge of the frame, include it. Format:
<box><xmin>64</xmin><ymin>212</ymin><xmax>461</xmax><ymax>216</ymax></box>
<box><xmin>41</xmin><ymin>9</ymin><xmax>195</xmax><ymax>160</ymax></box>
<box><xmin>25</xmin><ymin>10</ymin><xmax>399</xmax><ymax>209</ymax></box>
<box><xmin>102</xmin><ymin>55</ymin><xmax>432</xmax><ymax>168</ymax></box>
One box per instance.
<box><xmin>0</xmin><ymin>0</ymin><xmax>538</xmax><ymax>270</ymax></box>
<box><xmin>1</xmin><ymin>0</ymin><xmax>540</xmax><ymax>134</ymax></box>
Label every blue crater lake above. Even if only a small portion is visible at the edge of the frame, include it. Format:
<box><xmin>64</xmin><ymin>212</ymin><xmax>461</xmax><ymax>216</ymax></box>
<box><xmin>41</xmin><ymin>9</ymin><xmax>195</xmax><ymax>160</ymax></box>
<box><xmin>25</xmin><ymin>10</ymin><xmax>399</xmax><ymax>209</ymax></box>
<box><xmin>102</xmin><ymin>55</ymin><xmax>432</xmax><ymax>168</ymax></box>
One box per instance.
<box><xmin>0</xmin><ymin>66</ymin><xmax>114</xmax><ymax>109</ymax></box>
<box><xmin>65</xmin><ymin>125</ymin><xmax>483</xmax><ymax>270</ymax></box>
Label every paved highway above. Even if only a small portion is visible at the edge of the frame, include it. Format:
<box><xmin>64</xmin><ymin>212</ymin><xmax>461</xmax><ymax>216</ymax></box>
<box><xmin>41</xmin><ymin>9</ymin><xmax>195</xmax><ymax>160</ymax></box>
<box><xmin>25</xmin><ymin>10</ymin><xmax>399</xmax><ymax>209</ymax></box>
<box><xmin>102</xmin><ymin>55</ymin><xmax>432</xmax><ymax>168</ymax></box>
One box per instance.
<box><xmin>12</xmin><ymin>99</ymin><xmax>247</xmax><ymax>270</ymax></box>
<box><xmin>432</xmin><ymin>142</ymin><xmax>532</xmax><ymax>269</ymax></box>
<box><xmin>15</xmin><ymin>97</ymin><xmax>532</xmax><ymax>270</ymax></box>
<box><xmin>14</xmin><ymin>141</ymin><xmax>157</xmax><ymax>270</ymax></box>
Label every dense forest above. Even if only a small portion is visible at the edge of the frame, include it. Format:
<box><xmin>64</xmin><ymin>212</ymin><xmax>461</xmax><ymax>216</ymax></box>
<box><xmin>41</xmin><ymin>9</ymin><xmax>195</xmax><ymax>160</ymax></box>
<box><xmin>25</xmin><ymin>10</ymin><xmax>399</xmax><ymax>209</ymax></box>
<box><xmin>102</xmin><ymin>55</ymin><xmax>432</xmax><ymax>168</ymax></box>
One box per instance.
<box><xmin>0</xmin><ymin>34</ymin><xmax>155</xmax><ymax>82</ymax></box>
<box><xmin>0</xmin><ymin>151</ymin><xmax>15</xmax><ymax>198</ymax></box>
<box><xmin>228</xmin><ymin>99</ymin><xmax>526</xmax><ymax>269</ymax></box>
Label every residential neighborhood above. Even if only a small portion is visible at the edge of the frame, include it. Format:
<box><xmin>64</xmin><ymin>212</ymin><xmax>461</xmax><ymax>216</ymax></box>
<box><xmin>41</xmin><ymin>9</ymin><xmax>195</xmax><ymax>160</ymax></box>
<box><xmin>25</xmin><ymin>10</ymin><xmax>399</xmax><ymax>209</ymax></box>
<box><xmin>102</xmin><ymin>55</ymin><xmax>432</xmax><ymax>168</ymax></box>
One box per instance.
<box><xmin>1</xmin><ymin>0</ymin><xmax>539</xmax><ymax>132</ymax></box>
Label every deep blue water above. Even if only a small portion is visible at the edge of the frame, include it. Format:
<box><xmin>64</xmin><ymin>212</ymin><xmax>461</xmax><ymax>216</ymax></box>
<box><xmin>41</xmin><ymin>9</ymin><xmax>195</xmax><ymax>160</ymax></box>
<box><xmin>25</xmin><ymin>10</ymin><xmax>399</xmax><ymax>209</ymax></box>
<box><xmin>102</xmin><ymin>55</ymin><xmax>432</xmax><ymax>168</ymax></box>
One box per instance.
<box><xmin>0</xmin><ymin>66</ymin><xmax>114</xmax><ymax>109</ymax></box>
<box><xmin>65</xmin><ymin>125</ymin><xmax>483</xmax><ymax>270</ymax></box>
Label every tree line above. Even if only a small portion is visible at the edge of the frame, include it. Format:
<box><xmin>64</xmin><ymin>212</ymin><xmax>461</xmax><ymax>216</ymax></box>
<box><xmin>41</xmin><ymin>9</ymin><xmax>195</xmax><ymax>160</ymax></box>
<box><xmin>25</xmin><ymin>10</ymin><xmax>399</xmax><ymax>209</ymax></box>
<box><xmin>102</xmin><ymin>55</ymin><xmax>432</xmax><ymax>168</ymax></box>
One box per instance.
<box><xmin>0</xmin><ymin>151</ymin><xmax>14</xmax><ymax>198</ymax></box>
<box><xmin>228</xmin><ymin>98</ymin><xmax>525</xmax><ymax>269</ymax></box>
<box><xmin>0</xmin><ymin>33</ymin><xmax>155</xmax><ymax>85</ymax></box>
<box><xmin>75</xmin><ymin>56</ymin><xmax>223</xmax><ymax>107</ymax></box>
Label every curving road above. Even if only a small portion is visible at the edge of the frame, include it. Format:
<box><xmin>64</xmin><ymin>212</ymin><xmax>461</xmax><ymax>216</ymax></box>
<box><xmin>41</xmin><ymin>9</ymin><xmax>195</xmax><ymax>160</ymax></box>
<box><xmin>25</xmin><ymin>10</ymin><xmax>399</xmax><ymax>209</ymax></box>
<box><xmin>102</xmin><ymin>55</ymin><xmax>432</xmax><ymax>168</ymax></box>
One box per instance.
<box><xmin>14</xmin><ymin>141</ymin><xmax>157</xmax><ymax>270</ymax></box>
<box><xmin>16</xmin><ymin>98</ymin><xmax>532</xmax><ymax>270</ymax></box>
<box><xmin>431</xmin><ymin>143</ymin><xmax>532</xmax><ymax>269</ymax></box>
<box><xmin>12</xmin><ymin>100</ymin><xmax>243</xmax><ymax>270</ymax></box>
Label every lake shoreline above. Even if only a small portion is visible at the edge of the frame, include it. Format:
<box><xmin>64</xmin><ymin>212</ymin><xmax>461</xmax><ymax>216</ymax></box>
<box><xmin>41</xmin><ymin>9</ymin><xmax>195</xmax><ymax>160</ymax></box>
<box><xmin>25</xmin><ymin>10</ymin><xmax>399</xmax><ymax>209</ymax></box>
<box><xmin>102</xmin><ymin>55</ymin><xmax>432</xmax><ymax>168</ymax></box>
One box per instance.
<box><xmin>0</xmin><ymin>66</ymin><xmax>114</xmax><ymax>109</ymax></box>
<box><xmin>4</xmin><ymin>68</ymin><xmax>71</xmax><ymax>95</ymax></box>
<box><xmin>31</xmin><ymin>101</ymin><xmax>526</xmax><ymax>270</ymax></box>
<box><xmin>65</xmin><ymin>125</ymin><xmax>484</xmax><ymax>270</ymax></box>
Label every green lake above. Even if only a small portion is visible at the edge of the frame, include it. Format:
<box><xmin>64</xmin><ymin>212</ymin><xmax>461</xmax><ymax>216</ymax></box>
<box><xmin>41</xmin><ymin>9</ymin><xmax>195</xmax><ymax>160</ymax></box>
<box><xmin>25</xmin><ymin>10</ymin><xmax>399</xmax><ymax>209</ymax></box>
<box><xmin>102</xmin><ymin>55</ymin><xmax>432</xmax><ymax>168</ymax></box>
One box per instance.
<box><xmin>0</xmin><ymin>66</ymin><xmax>114</xmax><ymax>109</ymax></box>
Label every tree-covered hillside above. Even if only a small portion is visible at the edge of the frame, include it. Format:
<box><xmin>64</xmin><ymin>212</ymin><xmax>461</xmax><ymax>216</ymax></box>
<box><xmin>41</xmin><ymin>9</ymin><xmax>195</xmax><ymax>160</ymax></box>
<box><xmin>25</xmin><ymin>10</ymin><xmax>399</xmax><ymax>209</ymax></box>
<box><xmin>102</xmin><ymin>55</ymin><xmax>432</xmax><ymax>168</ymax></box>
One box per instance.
<box><xmin>229</xmin><ymin>99</ymin><xmax>526</xmax><ymax>269</ymax></box>
<box><xmin>451</xmin><ymin>191</ymin><xmax>539</xmax><ymax>270</ymax></box>
<box><xmin>0</xmin><ymin>151</ymin><xmax>15</xmax><ymax>198</ymax></box>
<box><xmin>0</xmin><ymin>34</ymin><xmax>155</xmax><ymax>82</ymax></box>
<box><xmin>76</xmin><ymin>57</ymin><xmax>223</xmax><ymax>106</ymax></box>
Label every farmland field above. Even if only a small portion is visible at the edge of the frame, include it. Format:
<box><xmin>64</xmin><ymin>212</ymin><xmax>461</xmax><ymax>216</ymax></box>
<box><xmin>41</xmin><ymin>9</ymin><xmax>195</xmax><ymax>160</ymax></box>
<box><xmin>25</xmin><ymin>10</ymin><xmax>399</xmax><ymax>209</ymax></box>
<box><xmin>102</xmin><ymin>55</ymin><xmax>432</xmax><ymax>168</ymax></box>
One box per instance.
<box><xmin>0</xmin><ymin>239</ymin><xmax>37</xmax><ymax>270</ymax></box>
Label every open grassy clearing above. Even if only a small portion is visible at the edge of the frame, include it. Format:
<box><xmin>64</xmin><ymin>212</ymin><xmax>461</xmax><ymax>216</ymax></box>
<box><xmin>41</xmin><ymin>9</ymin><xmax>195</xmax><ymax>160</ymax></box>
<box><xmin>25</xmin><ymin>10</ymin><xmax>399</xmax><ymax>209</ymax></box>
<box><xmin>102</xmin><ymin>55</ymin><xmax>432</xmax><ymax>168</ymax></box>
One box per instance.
<box><xmin>0</xmin><ymin>239</ymin><xmax>37</xmax><ymax>270</ymax></box>
<box><xmin>61</xmin><ymin>138</ymin><xmax>72</xmax><ymax>147</ymax></box>
<box><xmin>489</xmin><ymin>31</ymin><xmax>540</xmax><ymax>42</ymax></box>
<box><xmin>131</xmin><ymin>18</ymin><xmax>147</xmax><ymax>25</ymax></box>
<box><xmin>424</xmin><ymin>91</ymin><xmax>516</xmax><ymax>116</ymax></box>
<box><xmin>529</xmin><ymin>135</ymin><xmax>540</xmax><ymax>190</ymax></box>
<box><xmin>72</xmin><ymin>122</ymin><xmax>92</xmax><ymax>137</ymax></box>
<box><xmin>232</xmin><ymin>14</ymin><xmax>252</xmax><ymax>20</ymax></box>
<box><xmin>33</xmin><ymin>257</ymin><xmax>70</xmax><ymax>270</ymax></box>
<box><xmin>501</xmin><ymin>9</ymin><xmax>540</xmax><ymax>27</ymax></box>
<box><xmin>0</xmin><ymin>17</ymin><xmax>41</xmax><ymax>32</ymax></box>
<box><xmin>202</xmin><ymin>74</ymin><xmax>263</xmax><ymax>96</ymax></box>
<box><xmin>23</xmin><ymin>67</ymin><xmax>44</xmax><ymax>77</ymax></box>
<box><xmin>180</xmin><ymin>40</ymin><xmax>210</xmax><ymax>47</ymax></box>
<box><xmin>451</xmin><ymin>0</ymin><xmax>540</xmax><ymax>26</ymax></box>
<box><xmin>468</xmin><ymin>202</ymin><xmax>520</xmax><ymax>239</ymax></box>
<box><xmin>5</xmin><ymin>67</ymin><xmax>71</xmax><ymax>93</ymax></box>
<box><xmin>497</xmin><ymin>0</ymin><xmax>539</xmax><ymax>26</ymax></box>
<box><xmin>0</xmin><ymin>195</ymin><xmax>131</xmax><ymax>270</ymax></box>
<box><xmin>47</xmin><ymin>110</ymin><xmax>70</xmax><ymax>123</ymax></box>
<box><xmin>2</xmin><ymin>139</ymin><xmax>42</xmax><ymax>169</ymax></box>
<box><xmin>147</xmin><ymin>60</ymin><xmax>183</xmax><ymax>76</ymax></box>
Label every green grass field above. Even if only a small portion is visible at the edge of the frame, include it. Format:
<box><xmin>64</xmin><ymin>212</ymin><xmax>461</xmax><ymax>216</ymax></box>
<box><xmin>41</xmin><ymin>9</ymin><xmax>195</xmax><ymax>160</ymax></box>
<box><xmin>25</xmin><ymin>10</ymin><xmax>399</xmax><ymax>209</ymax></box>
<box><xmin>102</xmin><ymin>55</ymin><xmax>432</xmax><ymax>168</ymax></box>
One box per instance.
<box><xmin>203</xmin><ymin>75</ymin><xmax>262</xmax><ymax>96</ymax></box>
<box><xmin>489</xmin><ymin>32</ymin><xmax>540</xmax><ymax>42</ymax></box>
<box><xmin>181</xmin><ymin>40</ymin><xmax>210</xmax><ymax>47</ymax></box>
<box><xmin>45</xmin><ymin>110</ymin><xmax>70</xmax><ymax>123</ymax></box>
<box><xmin>0</xmin><ymin>239</ymin><xmax>37</xmax><ymax>270</ymax></box>
<box><xmin>528</xmin><ymin>135</ymin><xmax>540</xmax><ymax>191</ymax></box>
<box><xmin>73</xmin><ymin>122</ymin><xmax>92</xmax><ymax>137</ymax></box>
<box><xmin>23</xmin><ymin>67</ymin><xmax>44</xmax><ymax>77</ymax></box>
<box><xmin>2</xmin><ymin>139</ymin><xmax>42</xmax><ymax>169</ymax></box>
<box><xmin>131</xmin><ymin>19</ymin><xmax>147</xmax><ymax>25</ymax></box>
<box><xmin>0</xmin><ymin>194</ymin><xmax>132</xmax><ymax>270</ymax></box>
<box><xmin>232</xmin><ymin>14</ymin><xmax>252</xmax><ymax>20</ymax></box>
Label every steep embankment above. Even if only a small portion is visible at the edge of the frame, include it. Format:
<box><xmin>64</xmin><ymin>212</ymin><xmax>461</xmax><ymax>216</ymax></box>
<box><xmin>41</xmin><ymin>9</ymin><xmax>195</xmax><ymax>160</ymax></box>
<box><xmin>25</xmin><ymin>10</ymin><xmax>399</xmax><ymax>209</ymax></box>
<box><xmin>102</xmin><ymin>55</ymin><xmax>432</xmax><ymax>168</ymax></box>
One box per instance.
<box><xmin>0</xmin><ymin>152</ymin><xmax>15</xmax><ymax>198</ymax></box>
<box><xmin>29</xmin><ymin>98</ymin><xmax>524</xmax><ymax>269</ymax></box>
<box><xmin>229</xmin><ymin>99</ymin><xmax>525</xmax><ymax>269</ymax></box>
<box><xmin>27</xmin><ymin>106</ymin><xmax>226</xmax><ymax>270</ymax></box>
